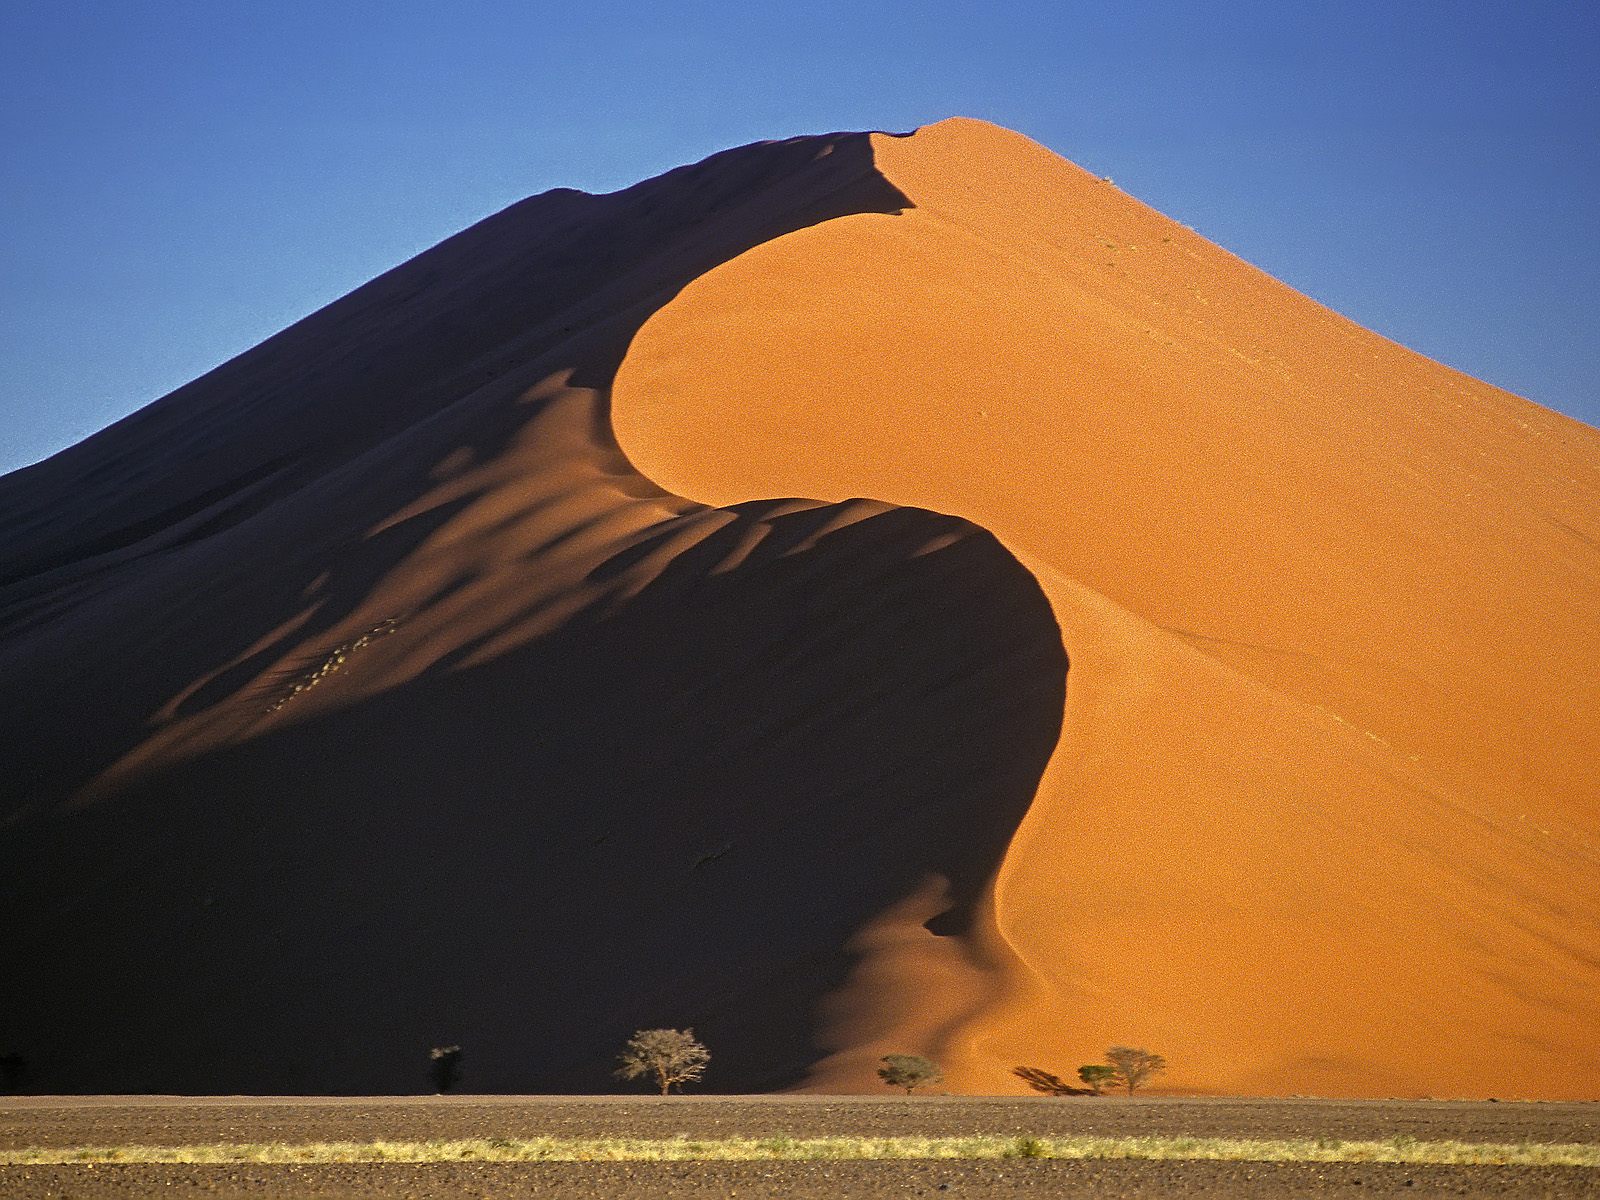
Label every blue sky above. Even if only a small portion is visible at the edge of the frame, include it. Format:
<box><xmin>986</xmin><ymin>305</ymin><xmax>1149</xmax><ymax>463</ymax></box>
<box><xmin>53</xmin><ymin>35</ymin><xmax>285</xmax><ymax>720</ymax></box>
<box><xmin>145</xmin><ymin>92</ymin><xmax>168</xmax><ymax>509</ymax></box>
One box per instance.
<box><xmin>2</xmin><ymin>1</ymin><xmax>1596</xmax><ymax>472</ymax></box>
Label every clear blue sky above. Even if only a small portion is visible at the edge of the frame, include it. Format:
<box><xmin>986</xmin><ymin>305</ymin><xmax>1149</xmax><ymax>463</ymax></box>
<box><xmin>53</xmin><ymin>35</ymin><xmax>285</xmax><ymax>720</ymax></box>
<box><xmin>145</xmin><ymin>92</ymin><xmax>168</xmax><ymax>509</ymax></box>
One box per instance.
<box><xmin>3</xmin><ymin>1</ymin><xmax>1596</xmax><ymax>472</ymax></box>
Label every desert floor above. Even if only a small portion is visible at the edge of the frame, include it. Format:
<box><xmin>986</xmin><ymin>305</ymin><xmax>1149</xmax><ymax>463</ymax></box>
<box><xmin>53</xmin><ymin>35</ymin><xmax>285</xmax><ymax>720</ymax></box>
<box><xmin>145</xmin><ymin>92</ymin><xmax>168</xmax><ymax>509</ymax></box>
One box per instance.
<box><xmin>2</xmin><ymin>1094</ymin><xmax>1596</xmax><ymax>1198</ymax></box>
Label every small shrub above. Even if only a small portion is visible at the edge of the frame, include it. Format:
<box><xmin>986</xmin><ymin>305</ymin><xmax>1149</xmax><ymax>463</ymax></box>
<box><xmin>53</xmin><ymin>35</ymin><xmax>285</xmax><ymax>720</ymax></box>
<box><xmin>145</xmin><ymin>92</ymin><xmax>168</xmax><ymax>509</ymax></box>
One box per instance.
<box><xmin>877</xmin><ymin>1054</ymin><xmax>943</xmax><ymax>1094</ymax></box>
<box><xmin>1077</xmin><ymin>1064</ymin><xmax>1117</xmax><ymax>1095</ymax></box>
<box><xmin>429</xmin><ymin>1045</ymin><xmax>462</xmax><ymax>1093</ymax></box>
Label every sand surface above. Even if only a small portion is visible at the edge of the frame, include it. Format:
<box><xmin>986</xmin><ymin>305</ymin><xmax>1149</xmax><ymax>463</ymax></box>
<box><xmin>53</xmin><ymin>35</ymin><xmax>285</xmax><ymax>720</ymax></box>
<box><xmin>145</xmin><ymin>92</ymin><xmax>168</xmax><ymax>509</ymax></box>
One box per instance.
<box><xmin>1</xmin><ymin>118</ymin><xmax>1596</xmax><ymax>1099</ymax></box>
<box><xmin>612</xmin><ymin>119</ymin><xmax>1600</xmax><ymax>1096</ymax></box>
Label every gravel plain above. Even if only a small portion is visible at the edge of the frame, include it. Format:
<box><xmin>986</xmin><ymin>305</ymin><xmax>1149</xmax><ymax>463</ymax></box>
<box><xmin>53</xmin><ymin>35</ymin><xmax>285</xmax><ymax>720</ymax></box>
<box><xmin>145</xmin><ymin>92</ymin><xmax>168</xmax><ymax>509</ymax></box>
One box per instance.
<box><xmin>2</xmin><ymin>1094</ymin><xmax>1596</xmax><ymax>1198</ymax></box>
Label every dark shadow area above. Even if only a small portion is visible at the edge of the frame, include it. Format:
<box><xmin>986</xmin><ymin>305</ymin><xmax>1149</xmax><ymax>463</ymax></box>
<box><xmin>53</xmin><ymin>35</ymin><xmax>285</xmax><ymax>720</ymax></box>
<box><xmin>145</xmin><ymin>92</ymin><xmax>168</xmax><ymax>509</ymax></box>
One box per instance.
<box><xmin>1013</xmin><ymin>1065</ymin><xmax>1095</xmax><ymax>1096</ymax></box>
<box><xmin>2</xmin><ymin>501</ymin><xmax>1064</xmax><ymax>1093</ymax></box>
<box><xmin>0</xmin><ymin>128</ymin><xmax>1071</xmax><ymax>1093</ymax></box>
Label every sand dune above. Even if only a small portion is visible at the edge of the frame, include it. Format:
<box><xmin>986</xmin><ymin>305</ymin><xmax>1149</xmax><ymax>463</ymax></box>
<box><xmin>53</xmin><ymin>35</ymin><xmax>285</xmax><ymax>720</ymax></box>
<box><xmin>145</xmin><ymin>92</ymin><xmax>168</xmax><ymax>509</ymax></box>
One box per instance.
<box><xmin>1</xmin><ymin>119</ymin><xmax>1596</xmax><ymax>1099</ymax></box>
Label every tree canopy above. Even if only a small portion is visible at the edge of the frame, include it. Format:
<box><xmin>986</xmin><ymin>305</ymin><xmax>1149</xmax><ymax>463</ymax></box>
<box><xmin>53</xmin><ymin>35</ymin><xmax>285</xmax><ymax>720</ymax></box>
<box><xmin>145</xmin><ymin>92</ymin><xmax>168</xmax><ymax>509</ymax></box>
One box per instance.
<box><xmin>1104</xmin><ymin>1045</ymin><xmax>1166</xmax><ymax>1095</ymax></box>
<box><xmin>877</xmin><ymin>1054</ymin><xmax>943</xmax><ymax>1094</ymax></box>
<box><xmin>614</xmin><ymin>1028</ymin><xmax>710</xmax><ymax>1096</ymax></box>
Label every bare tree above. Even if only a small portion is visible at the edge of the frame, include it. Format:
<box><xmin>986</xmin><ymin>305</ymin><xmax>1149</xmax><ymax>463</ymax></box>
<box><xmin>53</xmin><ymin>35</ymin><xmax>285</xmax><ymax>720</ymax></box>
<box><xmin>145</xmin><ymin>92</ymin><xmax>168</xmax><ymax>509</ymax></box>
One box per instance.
<box><xmin>1104</xmin><ymin>1046</ymin><xmax>1166</xmax><ymax>1095</ymax></box>
<box><xmin>614</xmin><ymin>1028</ymin><xmax>710</xmax><ymax>1096</ymax></box>
<box><xmin>877</xmin><ymin>1054</ymin><xmax>943</xmax><ymax>1094</ymax></box>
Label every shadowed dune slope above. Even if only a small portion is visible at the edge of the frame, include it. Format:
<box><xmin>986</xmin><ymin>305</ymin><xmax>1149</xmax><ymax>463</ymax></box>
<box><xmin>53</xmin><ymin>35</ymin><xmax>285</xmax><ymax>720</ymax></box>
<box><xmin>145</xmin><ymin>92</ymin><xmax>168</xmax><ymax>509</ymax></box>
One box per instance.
<box><xmin>3</xmin><ymin>118</ymin><xmax>1597</xmax><ymax>1100</ymax></box>
<box><xmin>612</xmin><ymin>118</ymin><xmax>1600</xmax><ymax>1099</ymax></box>
<box><xmin>0</xmin><ymin>132</ymin><xmax>1067</xmax><ymax>1093</ymax></box>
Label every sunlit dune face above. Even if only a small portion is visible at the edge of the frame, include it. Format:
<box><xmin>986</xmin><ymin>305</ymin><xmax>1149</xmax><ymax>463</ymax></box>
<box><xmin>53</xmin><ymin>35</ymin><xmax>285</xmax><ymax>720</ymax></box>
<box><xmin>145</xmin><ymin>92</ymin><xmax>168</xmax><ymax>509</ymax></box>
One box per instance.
<box><xmin>612</xmin><ymin>117</ymin><xmax>1600</xmax><ymax>1098</ymax></box>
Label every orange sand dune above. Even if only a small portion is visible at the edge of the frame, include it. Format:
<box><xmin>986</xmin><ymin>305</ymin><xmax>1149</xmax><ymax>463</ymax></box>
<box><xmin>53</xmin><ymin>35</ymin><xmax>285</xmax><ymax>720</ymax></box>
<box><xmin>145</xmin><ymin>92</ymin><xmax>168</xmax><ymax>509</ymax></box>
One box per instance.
<box><xmin>1</xmin><ymin>119</ymin><xmax>1596</xmax><ymax>1099</ymax></box>
<box><xmin>615</xmin><ymin>119</ymin><xmax>1600</xmax><ymax>1098</ymax></box>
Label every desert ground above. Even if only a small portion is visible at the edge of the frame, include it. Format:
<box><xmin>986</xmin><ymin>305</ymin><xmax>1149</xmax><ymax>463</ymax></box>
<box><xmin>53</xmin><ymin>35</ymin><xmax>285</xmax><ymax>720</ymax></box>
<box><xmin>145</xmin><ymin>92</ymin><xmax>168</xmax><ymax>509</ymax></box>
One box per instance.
<box><xmin>2</xmin><ymin>1095</ymin><xmax>1597</xmax><ymax>1198</ymax></box>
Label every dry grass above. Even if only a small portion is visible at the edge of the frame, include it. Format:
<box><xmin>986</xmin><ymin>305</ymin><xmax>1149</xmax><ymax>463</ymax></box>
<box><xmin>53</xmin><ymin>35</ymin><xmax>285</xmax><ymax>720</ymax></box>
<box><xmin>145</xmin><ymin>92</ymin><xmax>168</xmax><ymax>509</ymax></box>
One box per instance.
<box><xmin>3</xmin><ymin>1134</ymin><xmax>1597</xmax><ymax>1167</ymax></box>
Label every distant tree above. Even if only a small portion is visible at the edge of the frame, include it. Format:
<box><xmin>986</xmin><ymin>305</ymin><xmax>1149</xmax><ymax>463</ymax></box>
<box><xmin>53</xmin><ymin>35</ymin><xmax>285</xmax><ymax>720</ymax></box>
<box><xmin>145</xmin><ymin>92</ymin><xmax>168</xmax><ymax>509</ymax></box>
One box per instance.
<box><xmin>615</xmin><ymin>1028</ymin><xmax>710</xmax><ymax>1096</ymax></box>
<box><xmin>1104</xmin><ymin>1046</ymin><xmax>1166</xmax><ymax>1095</ymax></box>
<box><xmin>878</xmin><ymin>1054</ymin><xmax>943</xmax><ymax>1094</ymax></box>
<box><xmin>429</xmin><ymin>1045</ymin><xmax>462</xmax><ymax>1093</ymax></box>
<box><xmin>1012</xmin><ymin>1065</ymin><xmax>1085</xmax><ymax>1096</ymax></box>
<box><xmin>1076</xmin><ymin>1064</ymin><xmax>1117</xmax><ymax>1095</ymax></box>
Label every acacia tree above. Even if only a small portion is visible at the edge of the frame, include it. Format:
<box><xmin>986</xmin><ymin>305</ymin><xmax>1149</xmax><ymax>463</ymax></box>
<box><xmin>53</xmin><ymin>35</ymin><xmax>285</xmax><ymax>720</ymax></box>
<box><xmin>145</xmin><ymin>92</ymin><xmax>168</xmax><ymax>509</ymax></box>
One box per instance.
<box><xmin>615</xmin><ymin>1028</ymin><xmax>710</xmax><ymax>1096</ymax></box>
<box><xmin>877</xmin><ymin>1054</ymin><xmax>943</xmax><ymax>1094</ymax></box>
<box><xmin>1104</xmin><ymin>1046</ymin><xmax>1166</xmax><ymax>1095</ymax></box>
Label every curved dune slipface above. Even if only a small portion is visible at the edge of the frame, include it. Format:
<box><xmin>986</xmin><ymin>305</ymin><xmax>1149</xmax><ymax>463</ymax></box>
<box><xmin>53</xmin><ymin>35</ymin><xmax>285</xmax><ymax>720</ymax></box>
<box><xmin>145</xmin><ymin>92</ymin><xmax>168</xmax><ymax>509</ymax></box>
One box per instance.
<box><xmin>1</xmin><ymin>119</ymin><xmax>1597</xmax><ymax>1098</ymax></box>
<box><xmin>0</xmin><ymin>132</ymin><xmax>1066</xmax><ymax>1094</ymax></box>
<box><xmin>612</xmin><ymin>119</ymin><xmax>1600</xmax><ymax>1098</ymax></box>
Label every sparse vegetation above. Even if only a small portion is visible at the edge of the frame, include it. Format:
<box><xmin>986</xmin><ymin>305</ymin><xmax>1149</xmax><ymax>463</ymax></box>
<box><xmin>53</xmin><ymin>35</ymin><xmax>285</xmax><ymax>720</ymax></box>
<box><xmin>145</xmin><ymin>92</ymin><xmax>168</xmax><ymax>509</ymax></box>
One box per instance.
<box><xmin>614</xmin><ymin>1028</ymin><xmax>709</xmax><ymax>1096</ymax></box>
<box><xmin>877</xmin><ymin>1054</ymin><xmax>943</xmax><ymax>1094</ymax></box>
<box><xmin>1105</xmin><ymin>1045</ymin><xmax>1166</xmax><ymax>1095</ymax></box>
<box><xmin>1078</xmin><ymin>1064</ymin><xmax>1117</xmax><ymax>1095</ymax></box>
<box><xmin>428</xmin><ymin>1045</ymin><xmax>461</xmax><ymax>1093</ymax></box>
<box><xmin>5</xmin><ymin>1135</ymin><xmax>1595</xmax><ymax>1167</ymax></box>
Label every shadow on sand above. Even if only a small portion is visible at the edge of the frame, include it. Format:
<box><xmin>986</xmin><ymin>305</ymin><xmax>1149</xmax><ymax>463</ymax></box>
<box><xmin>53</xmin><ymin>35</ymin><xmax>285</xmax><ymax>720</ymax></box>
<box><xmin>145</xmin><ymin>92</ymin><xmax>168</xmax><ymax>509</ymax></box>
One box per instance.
<box><xmin>0</xmin><ymin>131</ymin><xmax>1067</xmax><ymax>1093</ymax></box>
